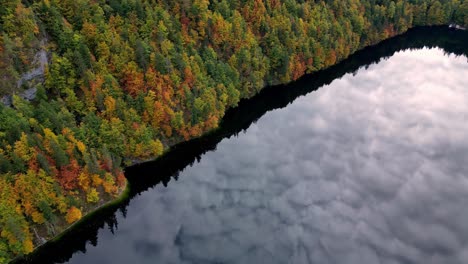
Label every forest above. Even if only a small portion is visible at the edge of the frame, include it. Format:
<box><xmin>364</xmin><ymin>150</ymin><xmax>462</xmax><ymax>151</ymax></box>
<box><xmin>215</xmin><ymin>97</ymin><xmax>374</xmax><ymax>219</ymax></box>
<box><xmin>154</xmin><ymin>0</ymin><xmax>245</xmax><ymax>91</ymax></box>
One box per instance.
<box><xmin>0</xmin><ymin>0</ymin><xmax>466</xmax><ymax>261</ymax></box>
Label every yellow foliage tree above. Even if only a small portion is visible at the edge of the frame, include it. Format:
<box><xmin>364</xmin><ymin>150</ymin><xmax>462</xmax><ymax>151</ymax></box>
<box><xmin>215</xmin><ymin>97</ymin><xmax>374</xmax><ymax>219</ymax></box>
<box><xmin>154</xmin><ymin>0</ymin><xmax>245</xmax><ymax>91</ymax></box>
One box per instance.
<box><xmin>65</xmin><ymin>207</ymin><xmax>82</xmax><ymax>224</ymax></box>
<box><xmin>86</xmin><ymin>188</ymin><xmax>99</xmax><ymax>203</ymax></box>
<box><xmin>13</xmin><ymin>133</ymin><xmax>33</xmax><ymax>162</ymax></box>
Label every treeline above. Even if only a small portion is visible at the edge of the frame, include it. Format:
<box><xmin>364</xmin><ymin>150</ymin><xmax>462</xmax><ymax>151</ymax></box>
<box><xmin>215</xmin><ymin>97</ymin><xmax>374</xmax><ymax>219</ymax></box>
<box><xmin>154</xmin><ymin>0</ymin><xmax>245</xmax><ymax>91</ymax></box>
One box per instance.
<box><xmin>0</xmin><ymin>0</ymin><xmax>466</xmax><ymax>261</ymax></box>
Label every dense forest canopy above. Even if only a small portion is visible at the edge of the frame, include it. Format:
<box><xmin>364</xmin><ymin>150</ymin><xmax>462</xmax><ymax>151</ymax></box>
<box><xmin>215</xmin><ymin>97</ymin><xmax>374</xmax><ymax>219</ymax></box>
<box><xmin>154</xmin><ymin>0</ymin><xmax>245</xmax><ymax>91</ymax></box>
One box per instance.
<box><xmin>0</xmin><ymin>0</ymin><xmax>466</xmax><ymax>261</ymax></box>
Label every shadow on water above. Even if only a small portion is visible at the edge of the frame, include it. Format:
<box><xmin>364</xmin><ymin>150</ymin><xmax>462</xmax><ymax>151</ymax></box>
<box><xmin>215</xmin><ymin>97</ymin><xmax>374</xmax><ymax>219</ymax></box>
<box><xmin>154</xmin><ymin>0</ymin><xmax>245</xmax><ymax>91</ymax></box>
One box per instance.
<box><xmin>12</xmin><ymin>26</ymin><xmax>468</xmax><ymax>264</ymax></box>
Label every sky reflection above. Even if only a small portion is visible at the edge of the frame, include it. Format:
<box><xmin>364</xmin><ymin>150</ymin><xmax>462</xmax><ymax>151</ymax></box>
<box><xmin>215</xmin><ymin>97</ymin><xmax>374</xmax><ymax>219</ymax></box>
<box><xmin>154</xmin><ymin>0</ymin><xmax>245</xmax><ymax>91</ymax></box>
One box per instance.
<box><xmin>69</xmin><ymin>48</ymin><xmax>468</xmax><ymax>264</ymax></box>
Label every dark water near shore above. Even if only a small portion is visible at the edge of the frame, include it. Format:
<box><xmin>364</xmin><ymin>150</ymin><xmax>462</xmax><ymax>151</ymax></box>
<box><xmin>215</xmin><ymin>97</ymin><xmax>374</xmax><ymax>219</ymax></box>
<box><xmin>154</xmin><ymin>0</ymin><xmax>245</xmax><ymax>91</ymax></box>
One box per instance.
<box><xmin>14</xmin><ymin>26</ymin><xmax>468</xmax><ymax>264</ymax></box>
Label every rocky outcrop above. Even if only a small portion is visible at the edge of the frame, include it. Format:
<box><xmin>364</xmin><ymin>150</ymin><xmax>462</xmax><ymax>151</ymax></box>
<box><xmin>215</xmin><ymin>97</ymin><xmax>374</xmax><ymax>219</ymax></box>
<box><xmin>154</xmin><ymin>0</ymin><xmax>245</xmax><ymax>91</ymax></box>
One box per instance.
<box><xmin>2</xmin><ymin>40</ymin><xmax>48</xmax><ymax>106</ymax></box>
<box><xmin>16</xmin><ymin>49</ymin><xmax>47</xmax><ymax>88</ymax></box>
<box><xmin>1</xmin><ymin>87</ymin><xmax>39</xmax><ymax>107</ymax></box>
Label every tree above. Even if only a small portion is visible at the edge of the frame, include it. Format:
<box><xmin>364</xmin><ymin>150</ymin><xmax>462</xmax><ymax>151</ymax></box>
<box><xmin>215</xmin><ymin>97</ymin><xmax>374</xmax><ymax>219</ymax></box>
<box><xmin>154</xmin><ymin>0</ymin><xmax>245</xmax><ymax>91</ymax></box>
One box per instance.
<box><xmin>86</xmin><ymin>188</ymin><xmax>99</xmax><ymax>203</ymax></box>
<box><xmin>65</xmin><ymin>207</ymin><xmax>82</xmax><ymax>224</ymax></box>
<box><xmin>427</xmin><ymin>1</ymin><xmax>446</xmax><ymax>25</ymax></box>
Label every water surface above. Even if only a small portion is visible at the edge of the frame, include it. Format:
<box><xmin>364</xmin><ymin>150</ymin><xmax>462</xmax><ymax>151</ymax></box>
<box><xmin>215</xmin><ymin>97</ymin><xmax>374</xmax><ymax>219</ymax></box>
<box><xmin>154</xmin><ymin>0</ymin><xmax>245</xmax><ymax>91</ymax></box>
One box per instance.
<box><xmin>69</xmin><ymin>50</ymin><xmax>468</xmax><ymax>263</ymax></box>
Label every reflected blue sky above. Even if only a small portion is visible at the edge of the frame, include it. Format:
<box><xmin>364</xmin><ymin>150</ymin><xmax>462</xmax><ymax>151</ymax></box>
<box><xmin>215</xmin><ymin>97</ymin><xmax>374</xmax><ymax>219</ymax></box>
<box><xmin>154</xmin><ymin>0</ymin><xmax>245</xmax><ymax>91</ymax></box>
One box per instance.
<box><xmin>69</xmin><ymin>48</ymin><xmax>468</xmax><ymax>264</ymax></box>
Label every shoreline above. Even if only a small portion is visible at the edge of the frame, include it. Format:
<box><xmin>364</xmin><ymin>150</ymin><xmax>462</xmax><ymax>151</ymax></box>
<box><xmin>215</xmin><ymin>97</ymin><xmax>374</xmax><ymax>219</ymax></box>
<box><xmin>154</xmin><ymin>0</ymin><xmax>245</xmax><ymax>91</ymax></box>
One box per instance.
<box><xmin>11</xmin><ymin>182</ymin><xmax>131</xmax><ymax>263</ymax></box>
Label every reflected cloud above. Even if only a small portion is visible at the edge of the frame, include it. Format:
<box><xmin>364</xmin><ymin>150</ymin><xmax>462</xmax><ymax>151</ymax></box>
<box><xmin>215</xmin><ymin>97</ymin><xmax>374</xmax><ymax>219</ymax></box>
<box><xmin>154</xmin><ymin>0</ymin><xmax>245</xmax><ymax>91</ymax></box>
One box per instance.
<box><xmin>69</xmin><ymin>48</ymin><xmax>468</xmax><ymax>264</ymax></box>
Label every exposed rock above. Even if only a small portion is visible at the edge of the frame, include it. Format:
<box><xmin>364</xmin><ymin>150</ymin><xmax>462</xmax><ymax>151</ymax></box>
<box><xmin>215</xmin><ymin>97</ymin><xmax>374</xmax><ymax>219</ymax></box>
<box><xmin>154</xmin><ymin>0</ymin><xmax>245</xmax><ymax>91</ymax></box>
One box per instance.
<box><xmin>2</xmin><ymin>39</ymin><xmax>48</xmax><ymax>106</ymax></box>
<box><xmin>1</xmin><ymin>87</ymin><xmax>38</xmax><ymax>107</ymax></box>
<box><xmin>22</xmin><ymin>87</ymin><xmax>38</xmax><ymax>101</ymax></box>
<box><xmin>16</xmin><ymin>49</ymin><xmax>47</xmax><ymax>88</ymax></box>
<box><xmin>0</xmin><ymin>95</ymin><xmax>12</xmax><ymax>107</ymax></box>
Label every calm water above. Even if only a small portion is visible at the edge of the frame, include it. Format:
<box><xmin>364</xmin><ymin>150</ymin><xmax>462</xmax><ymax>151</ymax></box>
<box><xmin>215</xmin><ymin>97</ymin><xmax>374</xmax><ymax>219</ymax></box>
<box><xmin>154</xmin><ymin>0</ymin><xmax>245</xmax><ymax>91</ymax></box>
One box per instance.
<box><xmin>15</xmin><ymin>27</ymin><xmax>468</xmax><ymax>264</ymax></box>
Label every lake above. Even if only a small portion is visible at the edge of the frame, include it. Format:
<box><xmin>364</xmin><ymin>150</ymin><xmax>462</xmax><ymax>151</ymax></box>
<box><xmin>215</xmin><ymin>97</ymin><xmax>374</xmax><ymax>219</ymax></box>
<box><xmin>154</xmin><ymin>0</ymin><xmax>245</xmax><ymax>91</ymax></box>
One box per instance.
<box><xmin>15</xmin><ymin>26</ymin><xmax>468</xmax><ymax>264</ymax></box>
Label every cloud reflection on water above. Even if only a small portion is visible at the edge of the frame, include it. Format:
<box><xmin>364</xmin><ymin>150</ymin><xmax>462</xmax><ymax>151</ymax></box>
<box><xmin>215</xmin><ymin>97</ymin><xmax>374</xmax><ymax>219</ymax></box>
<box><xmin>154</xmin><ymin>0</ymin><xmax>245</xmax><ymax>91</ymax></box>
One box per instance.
<box><xmin>70</xmin><ymin>48</ymin><xmax>468</xmax><ymax>264</ymax></box>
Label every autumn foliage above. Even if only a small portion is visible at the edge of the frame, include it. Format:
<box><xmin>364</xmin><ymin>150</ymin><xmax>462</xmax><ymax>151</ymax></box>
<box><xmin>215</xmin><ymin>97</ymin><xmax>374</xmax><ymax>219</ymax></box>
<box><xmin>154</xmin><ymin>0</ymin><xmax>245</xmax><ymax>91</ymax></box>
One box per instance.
<box><xmin>0</xmin><ymin>0</ymin><xmax>466</xmax><ymax>261</ymax></box>
<box><xmin>65</xmin><ymin>207</ymin><xmax>82</xmax><ymax>224</ymax></box>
